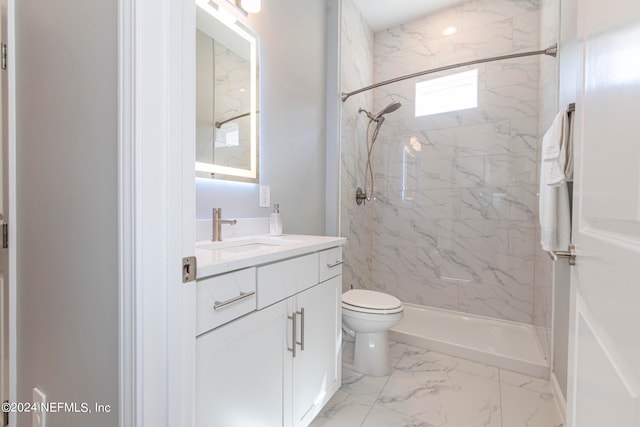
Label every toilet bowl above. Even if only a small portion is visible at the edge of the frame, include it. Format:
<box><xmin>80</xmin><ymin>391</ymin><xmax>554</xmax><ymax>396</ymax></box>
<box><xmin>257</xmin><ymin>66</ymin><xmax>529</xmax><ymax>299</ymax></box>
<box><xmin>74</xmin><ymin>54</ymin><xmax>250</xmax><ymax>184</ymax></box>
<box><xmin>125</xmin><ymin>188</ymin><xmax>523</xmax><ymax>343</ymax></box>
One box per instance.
<box><xmin>342</xmin><ymin>289</ymin><xmax>404</xmax><ymax>376</ymax></box>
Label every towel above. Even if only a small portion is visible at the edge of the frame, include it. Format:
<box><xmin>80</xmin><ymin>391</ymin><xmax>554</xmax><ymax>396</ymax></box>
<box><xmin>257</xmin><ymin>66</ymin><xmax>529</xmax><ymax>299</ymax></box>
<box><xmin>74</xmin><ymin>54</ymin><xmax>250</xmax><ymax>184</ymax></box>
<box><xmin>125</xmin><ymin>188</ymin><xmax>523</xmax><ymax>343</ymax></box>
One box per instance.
<box><xmin>542</xmin><ymin>109</ymin><xmax>564</xmax><ymax>161</ymax></box>
<box><xmin>539</xmin><ymin>107</ymin><xmax>572</xmax><ymax>252</ymax></box>
<box><xmin>543</xmin><ymin>107</ymin><xmax>570</xmax><ymax>186</ymax></box>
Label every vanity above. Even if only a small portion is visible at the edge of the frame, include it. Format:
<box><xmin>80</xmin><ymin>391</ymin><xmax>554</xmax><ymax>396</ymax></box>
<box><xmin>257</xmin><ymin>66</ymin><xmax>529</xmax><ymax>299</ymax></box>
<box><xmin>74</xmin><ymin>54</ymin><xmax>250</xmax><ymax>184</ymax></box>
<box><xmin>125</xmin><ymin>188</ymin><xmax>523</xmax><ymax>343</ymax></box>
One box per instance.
<box><xmin>195</xmin><ymin>234</ymin><xmax>346</xmax><ymax>427</ymax></box>
<box><xmin>193</xmin><ymin>1</ymin><xmax>342</xmax><ymax>424</ymax></box>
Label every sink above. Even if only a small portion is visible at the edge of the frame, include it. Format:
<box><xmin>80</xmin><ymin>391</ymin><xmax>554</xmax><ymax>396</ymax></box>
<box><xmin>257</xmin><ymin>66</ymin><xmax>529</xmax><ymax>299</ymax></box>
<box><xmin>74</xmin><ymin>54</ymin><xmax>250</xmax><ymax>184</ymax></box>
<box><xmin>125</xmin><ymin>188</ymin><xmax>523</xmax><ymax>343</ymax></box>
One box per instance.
<box><xmin>197</xmin><ymin>236</ymin><xmax>301</xmax><ymax>252</ymax></box>
<box><xmin>213</xmin><ymin>243</ymin><xmax>273</xmax><ymax>253</ymax></box>
<box><xmin>195</xmin><ymin>233</ymin><xmax>346</xmax><ymax>278</ymax></box>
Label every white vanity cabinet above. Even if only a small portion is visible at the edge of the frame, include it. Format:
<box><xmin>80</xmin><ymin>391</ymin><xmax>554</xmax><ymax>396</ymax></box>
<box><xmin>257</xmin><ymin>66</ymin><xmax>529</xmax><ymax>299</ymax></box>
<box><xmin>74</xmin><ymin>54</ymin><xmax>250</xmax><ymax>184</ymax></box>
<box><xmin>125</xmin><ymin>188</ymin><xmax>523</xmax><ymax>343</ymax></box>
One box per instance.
<box><xmin>196</xmin><ymin>298</ymin><xmax>291</xmax><ymax>426</ymax></box>
<box><xmin>195</xmin><ymin>245</ymin><xmax>343</xmax><ymax>427</ymax></box>
<box><xmin>291</xmin><ymin>275</ymin><xmax>341</xmax><ymax>426</ymax></box>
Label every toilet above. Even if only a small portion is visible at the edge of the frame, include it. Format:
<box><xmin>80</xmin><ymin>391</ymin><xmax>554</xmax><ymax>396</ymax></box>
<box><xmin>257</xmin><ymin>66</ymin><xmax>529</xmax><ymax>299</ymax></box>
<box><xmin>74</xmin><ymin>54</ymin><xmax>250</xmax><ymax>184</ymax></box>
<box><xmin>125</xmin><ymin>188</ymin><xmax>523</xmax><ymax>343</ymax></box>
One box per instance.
<box><xmin>342</xmin><ymin>289</ymin><xmax>404</xmax><ymax>376</ymax></box>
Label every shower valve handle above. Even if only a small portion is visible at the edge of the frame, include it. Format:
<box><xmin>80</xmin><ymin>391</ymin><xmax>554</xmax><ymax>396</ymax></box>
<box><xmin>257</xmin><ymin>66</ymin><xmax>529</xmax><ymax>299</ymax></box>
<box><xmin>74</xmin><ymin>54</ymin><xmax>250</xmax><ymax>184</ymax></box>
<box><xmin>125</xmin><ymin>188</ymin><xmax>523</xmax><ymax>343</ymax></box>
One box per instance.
<box><xmin>355</xmin><ymin>187</ymin><xmax>367</xmax><ymax>205</ymax></box>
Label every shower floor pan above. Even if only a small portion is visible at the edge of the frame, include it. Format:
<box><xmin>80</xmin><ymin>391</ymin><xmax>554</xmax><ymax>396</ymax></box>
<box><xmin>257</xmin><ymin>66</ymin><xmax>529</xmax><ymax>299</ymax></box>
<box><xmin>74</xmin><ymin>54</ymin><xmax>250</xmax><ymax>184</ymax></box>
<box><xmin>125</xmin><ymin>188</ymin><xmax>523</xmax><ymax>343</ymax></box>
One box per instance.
<box><xmin>389</xmin><ymin>303</ymin><xmax>549</xmax><ymax>378</ymax></box>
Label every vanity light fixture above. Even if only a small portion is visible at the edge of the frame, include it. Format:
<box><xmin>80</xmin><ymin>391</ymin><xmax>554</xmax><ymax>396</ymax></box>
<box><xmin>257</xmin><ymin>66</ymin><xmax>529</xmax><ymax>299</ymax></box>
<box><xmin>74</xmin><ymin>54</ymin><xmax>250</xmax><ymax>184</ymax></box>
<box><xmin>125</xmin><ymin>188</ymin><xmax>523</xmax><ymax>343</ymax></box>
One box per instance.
<box><xmin>232</xmin><ymin>0</ymin><xmax>262</xmax><ymax>15</ymax></box>
<box><xmin>217</xmin><ymin>6</ymin><xmax>238</xmax><ymax>25</ymax></box>
<box><xmin>239</xmin><ymin>0</ymin><xmax>261</xmax><ymax>13</ymax></box>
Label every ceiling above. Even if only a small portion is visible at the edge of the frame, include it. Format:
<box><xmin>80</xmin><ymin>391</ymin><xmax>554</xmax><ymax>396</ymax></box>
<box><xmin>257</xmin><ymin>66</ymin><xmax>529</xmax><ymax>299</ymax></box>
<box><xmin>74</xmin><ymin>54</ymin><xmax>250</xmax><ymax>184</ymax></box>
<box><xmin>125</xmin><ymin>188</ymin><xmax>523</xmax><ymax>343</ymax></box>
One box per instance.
<box><xmin>352</xmin><ymin>0</ymin><xmax>465</xmax><ymax>32</ymax></box>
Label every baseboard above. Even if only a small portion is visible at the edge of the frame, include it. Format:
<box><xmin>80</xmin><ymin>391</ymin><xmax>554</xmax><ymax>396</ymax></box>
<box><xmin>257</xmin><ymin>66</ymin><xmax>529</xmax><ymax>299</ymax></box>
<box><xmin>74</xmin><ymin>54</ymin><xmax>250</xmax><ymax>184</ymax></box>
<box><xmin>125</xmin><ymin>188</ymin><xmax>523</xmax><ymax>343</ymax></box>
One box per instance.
<box><xmin>550</xmin><ymin>371</ymin><xmax>567</xmax><ymax>424</ymax></box>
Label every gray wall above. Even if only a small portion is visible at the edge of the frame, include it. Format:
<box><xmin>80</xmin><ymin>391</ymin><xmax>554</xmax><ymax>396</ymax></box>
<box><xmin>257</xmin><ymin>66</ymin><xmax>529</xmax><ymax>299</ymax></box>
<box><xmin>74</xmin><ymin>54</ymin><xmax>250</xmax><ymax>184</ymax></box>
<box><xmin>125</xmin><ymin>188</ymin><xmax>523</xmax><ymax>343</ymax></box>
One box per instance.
<box><xmin>196</xmin><ymin>0</ymin><xmax>329</xmax><ymax>236</ymax></box>
<box><xmin>553</xmin><ymin>0</ymin><xmax>578</xmax><ymax>399</ymax></box>
<box><xmin>16</xmin><ymin>0</ymin><xmax>118</xmax><ymax>424</ymax></box>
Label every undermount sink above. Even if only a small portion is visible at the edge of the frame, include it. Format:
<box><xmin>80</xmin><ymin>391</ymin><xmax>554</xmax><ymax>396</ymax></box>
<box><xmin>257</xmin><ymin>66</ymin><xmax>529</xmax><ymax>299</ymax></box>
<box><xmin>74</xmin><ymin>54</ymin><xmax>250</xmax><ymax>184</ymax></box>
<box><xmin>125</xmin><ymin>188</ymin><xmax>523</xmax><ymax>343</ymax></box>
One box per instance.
<box><xmin>197</xmin><ymin>236</ymin><xmax>301</xmax><ymax>252</ymax></box>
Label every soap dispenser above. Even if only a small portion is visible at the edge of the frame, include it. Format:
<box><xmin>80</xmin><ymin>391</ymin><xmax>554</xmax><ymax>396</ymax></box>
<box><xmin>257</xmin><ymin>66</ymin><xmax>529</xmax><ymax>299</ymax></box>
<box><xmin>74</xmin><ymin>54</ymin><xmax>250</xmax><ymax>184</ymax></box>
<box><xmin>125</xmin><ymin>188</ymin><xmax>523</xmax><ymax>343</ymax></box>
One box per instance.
<box><xmin>270</xmin><ymin>204</ymin><xmax>283</xmax><ymax>236</ymax></box>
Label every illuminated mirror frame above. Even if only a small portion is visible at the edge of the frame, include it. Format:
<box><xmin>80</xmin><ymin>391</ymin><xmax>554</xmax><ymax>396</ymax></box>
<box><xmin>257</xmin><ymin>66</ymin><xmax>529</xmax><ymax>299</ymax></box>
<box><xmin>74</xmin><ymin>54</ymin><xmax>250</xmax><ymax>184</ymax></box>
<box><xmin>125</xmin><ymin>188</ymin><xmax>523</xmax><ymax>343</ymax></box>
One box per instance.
<box><xmin>195</xmin><ymin>0</ymin><xmax>259</xmax><ymax>181</ymax></box>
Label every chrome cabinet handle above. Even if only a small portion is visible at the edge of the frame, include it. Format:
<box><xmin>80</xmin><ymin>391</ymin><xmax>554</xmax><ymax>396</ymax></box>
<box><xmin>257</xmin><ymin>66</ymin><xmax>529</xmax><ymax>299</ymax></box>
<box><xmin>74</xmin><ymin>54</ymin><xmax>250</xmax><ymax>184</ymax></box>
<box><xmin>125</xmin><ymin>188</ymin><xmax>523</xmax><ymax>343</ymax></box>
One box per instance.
<box><xmin>288</xmin><ymin>313</ymin><xmax>297</xmax><ymax>357</ymax></box>
<box><xmin>326</xmin><ymin>260</ymin><xmax>344</xmax><ymax>268</ymax></box>
<box><xmin>548</xmin><ymin>244</ymin><xmax>577</xmax><ymax>265</ymax></box>
<box><xmin>296</xmin><ymin>308</ymin><xmax>305</xmax><ymax>351</ymax></box>
<box><xmin>213</xmin><ymin>291</ymin><xmax>256</xmax><ymax>310</ymax></box>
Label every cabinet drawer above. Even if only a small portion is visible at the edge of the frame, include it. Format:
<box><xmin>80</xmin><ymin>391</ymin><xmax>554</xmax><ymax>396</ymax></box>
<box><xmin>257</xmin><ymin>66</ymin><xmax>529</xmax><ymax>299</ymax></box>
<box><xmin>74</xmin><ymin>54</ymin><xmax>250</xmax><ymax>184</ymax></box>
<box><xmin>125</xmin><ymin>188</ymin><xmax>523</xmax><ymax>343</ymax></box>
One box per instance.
<box><xmin>257</xmin><ymin>254</ymin><xmax>318</xmax><ymax>309</ymax></box>
<box><xmin>196</xmin><ymin>267</ymin><xmax>257</xmax><ymax>336</ymax></box>
<box><xmin>318</xmin><ymin>246</ymin><xmax>343</xmax><ymax>283</ymax></box>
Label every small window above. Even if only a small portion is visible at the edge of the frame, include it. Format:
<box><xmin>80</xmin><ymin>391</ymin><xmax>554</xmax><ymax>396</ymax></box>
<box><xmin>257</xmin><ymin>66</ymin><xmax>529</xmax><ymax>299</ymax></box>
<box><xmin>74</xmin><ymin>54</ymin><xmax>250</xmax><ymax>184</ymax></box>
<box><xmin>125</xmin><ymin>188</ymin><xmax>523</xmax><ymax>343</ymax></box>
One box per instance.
<box><xmin>215</xmin><ymin>122</ymin><xmax>240</xmax><ymax>147</ymax></box>
<box><xmin>415</xmin><ymin>69</ymin><xmax>478</xmax><ymax>117</ymax></box>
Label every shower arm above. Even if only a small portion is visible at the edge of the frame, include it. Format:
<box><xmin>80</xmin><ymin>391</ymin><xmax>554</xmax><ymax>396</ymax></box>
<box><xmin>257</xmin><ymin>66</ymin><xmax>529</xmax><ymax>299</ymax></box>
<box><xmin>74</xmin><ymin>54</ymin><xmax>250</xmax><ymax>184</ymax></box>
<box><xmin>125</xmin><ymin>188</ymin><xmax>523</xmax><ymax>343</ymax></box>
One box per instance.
<box><xmin>341</xmin><ymin>44</ymin><xmax>558</xmax><ymax>102</ymax></box>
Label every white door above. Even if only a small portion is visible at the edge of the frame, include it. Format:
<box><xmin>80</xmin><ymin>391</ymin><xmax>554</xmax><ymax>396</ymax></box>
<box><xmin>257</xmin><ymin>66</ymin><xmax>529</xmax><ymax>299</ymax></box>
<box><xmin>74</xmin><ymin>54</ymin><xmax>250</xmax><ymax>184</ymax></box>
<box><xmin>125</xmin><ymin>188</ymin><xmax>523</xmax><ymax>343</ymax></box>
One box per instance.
<box><xmin>567</xmin><ymin>0</ymin><xmax>640</xmax><ymax>425</ymax></box>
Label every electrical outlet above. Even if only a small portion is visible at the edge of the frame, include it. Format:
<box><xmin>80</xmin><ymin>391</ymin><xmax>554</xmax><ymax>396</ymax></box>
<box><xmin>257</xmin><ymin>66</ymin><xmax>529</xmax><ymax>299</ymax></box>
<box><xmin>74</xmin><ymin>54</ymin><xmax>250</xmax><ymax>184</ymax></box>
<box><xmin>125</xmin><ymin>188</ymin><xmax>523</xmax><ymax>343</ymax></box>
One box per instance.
<box><xmin>32</xmin><ymin>388</ymin><xmax>46</xmax><ymax>427</ymax></box>
<box><xmin>259</xmin><ymin>186</ymin><xmax>270</xmax><ymax>207</ymax></box>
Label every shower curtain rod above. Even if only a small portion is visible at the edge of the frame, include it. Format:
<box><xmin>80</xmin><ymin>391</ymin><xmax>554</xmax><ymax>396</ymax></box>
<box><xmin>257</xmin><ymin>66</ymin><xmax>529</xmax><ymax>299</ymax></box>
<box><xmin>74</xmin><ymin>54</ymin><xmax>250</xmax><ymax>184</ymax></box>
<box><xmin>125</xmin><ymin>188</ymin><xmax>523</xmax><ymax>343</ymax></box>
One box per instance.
<box><xmin>340</xmin><ymin>44</ymin><xmax>558</xmax><ymax>102</ymax></box>
<box><xmin>214</xmin><ymin>111</ymin><xmax>259</xmax><ymax>129</ymax></box>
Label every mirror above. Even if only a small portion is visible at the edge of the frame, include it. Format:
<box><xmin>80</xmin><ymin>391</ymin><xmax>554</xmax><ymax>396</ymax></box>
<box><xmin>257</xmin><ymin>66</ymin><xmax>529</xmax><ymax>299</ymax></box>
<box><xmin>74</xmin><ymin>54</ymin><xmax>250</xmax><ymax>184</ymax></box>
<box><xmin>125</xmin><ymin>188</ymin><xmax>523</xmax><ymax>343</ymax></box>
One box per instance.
<box><xmin>195</xmin><ymin>0</ymin><xmax>259</xmax><ymax>182</ymax></box>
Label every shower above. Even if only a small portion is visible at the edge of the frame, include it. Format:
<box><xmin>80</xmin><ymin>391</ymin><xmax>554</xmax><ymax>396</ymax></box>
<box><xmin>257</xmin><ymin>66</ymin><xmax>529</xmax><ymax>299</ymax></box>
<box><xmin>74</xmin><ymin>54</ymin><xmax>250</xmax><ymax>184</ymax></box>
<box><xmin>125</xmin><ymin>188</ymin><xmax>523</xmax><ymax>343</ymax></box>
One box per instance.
<box><xmin>339</xmin><ymin>0</ymin><xmax>559</xmax><ymax>391</ymax></box>
<box><xmin>355</xmin><ymin>101</ymin><xmax>402</xmax><ymax>205</ymax></box>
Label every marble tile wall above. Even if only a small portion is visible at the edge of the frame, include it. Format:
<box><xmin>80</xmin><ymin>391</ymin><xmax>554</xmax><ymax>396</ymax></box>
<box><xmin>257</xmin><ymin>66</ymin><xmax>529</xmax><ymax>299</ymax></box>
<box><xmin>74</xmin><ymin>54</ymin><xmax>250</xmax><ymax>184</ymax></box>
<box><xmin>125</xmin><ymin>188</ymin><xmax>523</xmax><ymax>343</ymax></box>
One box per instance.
<box><xmin>341</xmin><ymin>0</ymin><xmax>545</xmax><ymax>324</ymax></box>
<box><xmin>340</xmin><ymin>0</ymin><xmax>375</xmax><ymax>291</ymax></box>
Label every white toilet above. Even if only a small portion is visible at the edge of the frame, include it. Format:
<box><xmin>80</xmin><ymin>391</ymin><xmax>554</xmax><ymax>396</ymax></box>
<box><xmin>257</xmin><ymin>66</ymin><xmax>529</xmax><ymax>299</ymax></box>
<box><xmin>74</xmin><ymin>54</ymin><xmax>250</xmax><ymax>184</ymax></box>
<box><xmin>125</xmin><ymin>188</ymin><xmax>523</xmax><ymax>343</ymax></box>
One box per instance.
<box><xmin>342</xmin><ymin>289</ymin><xmax>404</xmax><ymax>376</ymax></box>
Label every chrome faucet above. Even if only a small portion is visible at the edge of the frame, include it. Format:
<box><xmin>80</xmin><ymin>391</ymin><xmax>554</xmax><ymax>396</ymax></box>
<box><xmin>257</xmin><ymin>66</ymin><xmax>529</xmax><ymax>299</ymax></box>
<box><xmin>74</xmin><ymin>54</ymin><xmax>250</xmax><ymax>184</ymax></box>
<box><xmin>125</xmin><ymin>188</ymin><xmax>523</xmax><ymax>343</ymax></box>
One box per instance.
<box><xmin>212</xmin><ymin>208</ymin><xmax>237</xmax><ymax>241</ymax></box>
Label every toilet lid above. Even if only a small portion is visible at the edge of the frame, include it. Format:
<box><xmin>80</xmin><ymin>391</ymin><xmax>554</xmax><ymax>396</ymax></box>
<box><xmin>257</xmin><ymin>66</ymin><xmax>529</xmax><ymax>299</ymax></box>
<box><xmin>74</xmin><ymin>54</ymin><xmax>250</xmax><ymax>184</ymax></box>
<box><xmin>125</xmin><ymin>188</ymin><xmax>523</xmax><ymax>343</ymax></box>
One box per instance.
<box><xmin>342</xmin><ymin>289</ymin><xmax>402</xmax><ymax>310</ymax></box>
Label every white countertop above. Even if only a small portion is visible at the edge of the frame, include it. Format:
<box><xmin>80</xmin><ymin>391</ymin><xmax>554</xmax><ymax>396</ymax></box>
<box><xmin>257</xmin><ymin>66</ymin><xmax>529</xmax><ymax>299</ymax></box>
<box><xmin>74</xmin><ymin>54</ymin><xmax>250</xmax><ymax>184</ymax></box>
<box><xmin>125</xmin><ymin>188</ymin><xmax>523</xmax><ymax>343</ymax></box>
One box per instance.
<box><xmin>195</xmin><ymin>234</ymin><xmax>346</xmax><ymax>278</ymax></box>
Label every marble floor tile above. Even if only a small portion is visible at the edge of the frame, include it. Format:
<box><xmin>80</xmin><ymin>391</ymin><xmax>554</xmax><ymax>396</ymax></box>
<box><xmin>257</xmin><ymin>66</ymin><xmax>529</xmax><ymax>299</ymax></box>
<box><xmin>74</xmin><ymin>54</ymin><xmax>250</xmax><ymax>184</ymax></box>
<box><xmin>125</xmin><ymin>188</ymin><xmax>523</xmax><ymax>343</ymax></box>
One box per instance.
<box><xmin>341</xmin><ymin>366</ymin><xmax>391</xmax><ymax>403</ymax></box>
<box><xmin>498</xmin><ymin>368</ymin><xmax>564</xmax><ymax>427</ymax></box>
<box><xmin>361</xmin><ymin>404</ymin><xmax>429</xmax><ymax>427</ymax></box>
<box><xmin>398</xmin><ymin>345</ymin><xmax>500</xmax><ymax>380</ymax></box>
<box><xmin>499</xmin><ymin>368</ymin><xmax>553</xmax><ymax>394</ymax></box>
<box><xmin>311</xmin><ymin>341</ymin><xmax>564</xmax><ymax>427</ymax></box>
<box><xmin>500</xmin><ymin>382</ymin><xmax>563</xmax><ymax>427</ymax></box>
<box><xmin>309</xmin><ymin>390</ymin><xmax>373</xmax><ymax>427</ymax></box>
<box><xmin>377</xmin><ymin>368</ymin><xmax>501</xmax><ymax>426</ymax></box>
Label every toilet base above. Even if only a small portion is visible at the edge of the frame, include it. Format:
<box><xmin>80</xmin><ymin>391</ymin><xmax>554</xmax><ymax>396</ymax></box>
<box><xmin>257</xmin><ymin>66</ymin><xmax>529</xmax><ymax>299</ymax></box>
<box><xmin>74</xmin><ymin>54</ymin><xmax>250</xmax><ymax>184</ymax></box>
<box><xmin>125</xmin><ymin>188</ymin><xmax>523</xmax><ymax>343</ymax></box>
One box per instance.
<box><xmin>353</xmin><ymin>330</ymin><xmax>391</xmax><ymax>376</ymax></box>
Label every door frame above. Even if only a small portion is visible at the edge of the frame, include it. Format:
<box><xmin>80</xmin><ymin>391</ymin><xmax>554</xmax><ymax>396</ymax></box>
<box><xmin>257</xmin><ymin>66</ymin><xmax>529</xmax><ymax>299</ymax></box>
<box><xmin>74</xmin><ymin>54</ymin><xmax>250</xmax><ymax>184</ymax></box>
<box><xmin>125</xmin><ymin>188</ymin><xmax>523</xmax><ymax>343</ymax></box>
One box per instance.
<box><xmin>117</xmin><ymin>0</ymin><xmax>196</xmax><ymax>425</ymax></box>
<box><xmin>6</xmin><ymin>0</ymin><xmax>16</xmax><ymax>423</ymax></box>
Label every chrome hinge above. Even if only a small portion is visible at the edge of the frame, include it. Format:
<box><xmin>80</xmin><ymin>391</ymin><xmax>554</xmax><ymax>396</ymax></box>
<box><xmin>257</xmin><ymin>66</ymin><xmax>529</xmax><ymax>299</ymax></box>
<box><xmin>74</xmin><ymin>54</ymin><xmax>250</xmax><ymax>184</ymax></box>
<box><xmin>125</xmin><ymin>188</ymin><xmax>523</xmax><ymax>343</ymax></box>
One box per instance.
<box><xmin>1</xmin><ymin>43</ymin><xmax>7</xmax><ymax>70</ymax></box>
<box><xmin>182</xmin><ymin>256</ymin><xmax>197</xmax><ymax>283</ymax></box>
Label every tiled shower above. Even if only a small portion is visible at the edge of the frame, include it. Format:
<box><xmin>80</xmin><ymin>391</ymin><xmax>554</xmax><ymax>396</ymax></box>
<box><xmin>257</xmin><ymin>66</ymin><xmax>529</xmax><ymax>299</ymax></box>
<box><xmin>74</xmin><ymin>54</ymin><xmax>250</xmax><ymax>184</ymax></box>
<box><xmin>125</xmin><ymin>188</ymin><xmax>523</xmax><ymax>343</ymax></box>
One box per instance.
<box><xmin>340</xmin><ymin>0</ymin><xmax>559</xmax><ymax>362</ymax></box>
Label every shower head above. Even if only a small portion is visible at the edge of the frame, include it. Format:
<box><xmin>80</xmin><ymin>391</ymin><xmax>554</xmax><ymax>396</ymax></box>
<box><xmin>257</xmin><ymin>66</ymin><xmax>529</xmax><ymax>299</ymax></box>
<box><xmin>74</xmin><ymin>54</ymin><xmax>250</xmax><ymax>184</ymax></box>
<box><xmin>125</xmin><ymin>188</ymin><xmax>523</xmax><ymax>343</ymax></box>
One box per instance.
<box><xmin>374</xmin><ymin>101</ymin><xmax>402</xmax><ymax>121</ymax></box>
<box><xmin>358</xmin><ymin>101</ymin><xmax>402</xmax><ymax>123</ymax></box>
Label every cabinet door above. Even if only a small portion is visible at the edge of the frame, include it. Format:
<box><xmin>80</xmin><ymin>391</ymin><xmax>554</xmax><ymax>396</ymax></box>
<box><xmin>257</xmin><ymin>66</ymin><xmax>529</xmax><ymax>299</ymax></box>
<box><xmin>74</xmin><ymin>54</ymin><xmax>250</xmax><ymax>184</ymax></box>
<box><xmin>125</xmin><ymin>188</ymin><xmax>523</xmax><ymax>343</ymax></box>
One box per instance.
<box><xmin>292</xmin><ymin>276</ymin><xmax>342</xmax><ymax>427</ymax></box>
<box><xmin>196</xmin><ymin>299</ymin><xmax>292</xmax><ymax>427</ymax></box>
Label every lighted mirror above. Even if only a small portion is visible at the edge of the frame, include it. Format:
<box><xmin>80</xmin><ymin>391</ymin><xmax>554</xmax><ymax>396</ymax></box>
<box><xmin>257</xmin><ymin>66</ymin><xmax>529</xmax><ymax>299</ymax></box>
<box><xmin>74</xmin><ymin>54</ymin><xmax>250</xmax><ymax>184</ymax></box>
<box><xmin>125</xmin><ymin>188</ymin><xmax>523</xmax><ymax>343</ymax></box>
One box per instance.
<box><xmin>195</xmin><ymin>0</ymin><xmax>259</xmax><ymax>182</ymax></box>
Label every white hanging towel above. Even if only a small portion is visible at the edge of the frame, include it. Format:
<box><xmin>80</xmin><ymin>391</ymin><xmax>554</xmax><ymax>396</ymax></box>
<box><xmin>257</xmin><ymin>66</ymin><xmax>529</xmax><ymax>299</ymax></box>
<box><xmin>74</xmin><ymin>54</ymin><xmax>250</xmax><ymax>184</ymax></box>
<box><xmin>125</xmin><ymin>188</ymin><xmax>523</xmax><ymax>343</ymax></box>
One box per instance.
<box><xmin>539</xmin><ymin>107</ymin><xmax>571</xmax><ymax>252</ymax></box>
<box><xmin>543</xmin><ymin>107</ymin><xmax>571</xmax><ymax>186</ymax></box>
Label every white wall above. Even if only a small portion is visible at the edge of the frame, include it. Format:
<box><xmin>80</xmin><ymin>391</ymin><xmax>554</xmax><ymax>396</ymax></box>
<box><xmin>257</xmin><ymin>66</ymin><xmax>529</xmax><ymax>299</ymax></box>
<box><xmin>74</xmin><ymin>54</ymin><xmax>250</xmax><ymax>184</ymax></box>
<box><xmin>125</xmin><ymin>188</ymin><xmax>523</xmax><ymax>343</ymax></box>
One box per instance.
<box><xmin>196</xmin><ymin>0</ymin><xmax>329</xmax><ymax>236</ymax></box>
<box><xmin>534</xmin><ymin>0</ymin><xmax>578</xmax><ymax>398</ymax></box>
<box><xmin>553</xmin><ymin>0</ymin><xmax>578</xmax><ymax>400</ymax></box>
<box><xmin>15</xmin><ymin>0</ymin><xmax>118</xmax><ymax>424</ymax></box>
<box><xmin>534</xmin><ymin>0</ymin><xmax>560</xmax><ymax>370</ymax></box>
